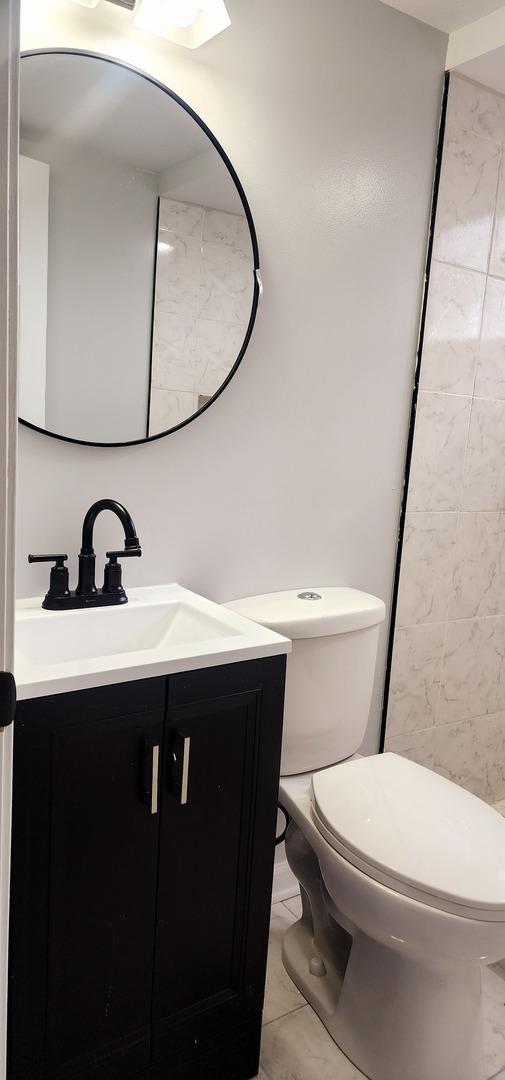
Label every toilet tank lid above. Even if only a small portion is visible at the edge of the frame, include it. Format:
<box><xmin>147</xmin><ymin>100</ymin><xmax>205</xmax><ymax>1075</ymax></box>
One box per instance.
<box><xmin>225</xmin><ymin>587</ymin><xmax>386</xmax><ymax>639</ymax></box>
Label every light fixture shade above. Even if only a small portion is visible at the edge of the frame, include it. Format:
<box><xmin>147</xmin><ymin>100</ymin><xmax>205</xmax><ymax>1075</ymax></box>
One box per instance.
<box><xmin>133</xmin><ymin>0</ymin><xmax>231</xmax><ymax>48</ymax></box>
<box><xmin>71</xmin><ymin>0</ymin><xmax>101</xmax><ymax>7</ymax></box>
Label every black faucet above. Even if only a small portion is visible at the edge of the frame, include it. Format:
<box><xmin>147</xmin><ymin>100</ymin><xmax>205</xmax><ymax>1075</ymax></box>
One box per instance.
<box><xmin>29</xmin><ymin>500</ymin><xmax>142</xmax><ymax>611</ymax></box>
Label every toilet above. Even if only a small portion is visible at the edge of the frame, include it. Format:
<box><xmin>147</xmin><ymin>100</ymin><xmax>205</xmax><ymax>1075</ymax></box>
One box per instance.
<box><xmin>226</xmin><ymin>587</ymin><xmax>505</xmax><ymax>1080</ymax></box>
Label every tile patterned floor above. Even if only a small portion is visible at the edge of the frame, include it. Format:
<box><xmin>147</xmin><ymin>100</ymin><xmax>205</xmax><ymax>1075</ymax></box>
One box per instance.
<box><xmin>257</xmin><ymin>893</ymin><xmax>505</xmax><ymax>1080</ymax></box>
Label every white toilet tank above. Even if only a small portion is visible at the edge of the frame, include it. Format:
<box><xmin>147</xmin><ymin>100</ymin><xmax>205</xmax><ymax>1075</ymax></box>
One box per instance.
<box><xmin>226</xmin><ymin>588</ymin><xmax>385</xmax><ymax>776</ymax></box>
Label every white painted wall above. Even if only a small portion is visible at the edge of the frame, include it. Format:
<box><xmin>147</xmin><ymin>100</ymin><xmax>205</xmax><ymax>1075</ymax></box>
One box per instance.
<box><xmin>18</xmin><ymin>0</ymin><xmax>446</xmax><ymax>755</ymax></box>
<box><xmin>18</xmin><ymin>154</ymin><xmax>49</xmax><ymax>430</ymax></box>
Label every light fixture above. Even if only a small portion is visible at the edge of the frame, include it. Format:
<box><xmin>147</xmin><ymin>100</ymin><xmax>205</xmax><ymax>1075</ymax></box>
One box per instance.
<box><xmin>71</xmin><ymin>0</ymin><xmax>101</xmax><ymax>6</ymax></box>
<box><xmin>133</xmin><ymin>0</ymin><xmax>231</xmax><ymax>48</ymax></box>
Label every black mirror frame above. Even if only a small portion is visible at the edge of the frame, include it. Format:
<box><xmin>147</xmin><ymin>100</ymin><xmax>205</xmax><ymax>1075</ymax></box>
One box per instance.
<box><xmin>19</xmin><ymin>47</ymin><xmax>261</xmax><ymax>449</ymax></box>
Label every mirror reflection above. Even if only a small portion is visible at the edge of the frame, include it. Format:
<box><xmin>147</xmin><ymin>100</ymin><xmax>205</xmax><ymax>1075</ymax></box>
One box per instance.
<box><xmin>19</xmin><ymin>52</ymin><xmax>256</xmax><ymax>445</ymax></box>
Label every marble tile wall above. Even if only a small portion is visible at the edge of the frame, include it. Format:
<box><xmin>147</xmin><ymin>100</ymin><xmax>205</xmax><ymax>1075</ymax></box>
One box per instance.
<box><xmin>385</xmin><ymin>75</ymin><xmax>505</xmax><ymax>804</ymax></box>
<box><xmin>148</xmin><ymin>197</ymin><xmax>253</xmax><ymax>435</ymax></box>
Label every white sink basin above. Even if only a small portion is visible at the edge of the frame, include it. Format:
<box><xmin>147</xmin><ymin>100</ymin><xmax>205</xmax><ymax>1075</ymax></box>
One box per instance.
<box><xmin>16</xmin><ymin>599</ymin><xmax>241</xmax><ymax>665</ymax></box>
<box><xmin>15</xmin><ymin>584</ymin><xmax>291</xmax><ymax>699</ymax></box>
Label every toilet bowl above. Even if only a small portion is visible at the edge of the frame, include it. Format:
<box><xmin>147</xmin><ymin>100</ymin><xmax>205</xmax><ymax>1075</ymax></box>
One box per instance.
<box><xmin>225</xmin><ymin>588</ymin><xmax>505</xmax><ymax>1080</ymax></box>
<box><xmin>281</xmin><ymin>758</ymin><xmax>505</xmax><ymax>1080</ymax></box>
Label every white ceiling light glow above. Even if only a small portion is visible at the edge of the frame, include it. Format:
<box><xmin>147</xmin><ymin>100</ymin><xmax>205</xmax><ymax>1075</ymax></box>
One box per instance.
<box><xmin>71</xmin><ymin>0</ymin><xmax>101</xmax><ymax>7</ymax></box>
<box><xmin>133</xmin><ymin>0</ymin><xmax>231</xmax><ymax>48</ymax></box>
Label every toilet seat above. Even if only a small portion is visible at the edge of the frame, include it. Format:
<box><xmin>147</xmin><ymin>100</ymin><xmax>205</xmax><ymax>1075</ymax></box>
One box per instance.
<box><xmin>310</xmin><ymin>753</ymin><xmax>505</xmax><ymax>921</ymax></box>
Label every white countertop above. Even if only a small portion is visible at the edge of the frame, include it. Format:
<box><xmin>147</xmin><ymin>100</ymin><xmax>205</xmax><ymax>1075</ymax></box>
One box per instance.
<box><xmin>15</xmin><ymin>584</ymin><xmax>291</xmax><ymax>700</ymax></box>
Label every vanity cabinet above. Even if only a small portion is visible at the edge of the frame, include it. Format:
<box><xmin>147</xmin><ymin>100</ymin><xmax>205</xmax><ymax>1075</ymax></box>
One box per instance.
<box><xmin>8</xmin><ymin>656</ymin><xmax>286</xmax><ymax>1080</ymax></box>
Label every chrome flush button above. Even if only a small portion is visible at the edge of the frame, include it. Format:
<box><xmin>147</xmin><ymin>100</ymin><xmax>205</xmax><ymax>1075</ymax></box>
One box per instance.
<box><xmin>297</xmin><ymin>591</ymin><xmax>322</xmax><ymax>601</ymax></box>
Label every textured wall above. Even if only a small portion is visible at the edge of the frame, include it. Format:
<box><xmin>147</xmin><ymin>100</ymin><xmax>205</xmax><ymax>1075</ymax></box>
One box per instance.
<box><xmin>385</xmin><ymin>74</ymin><xmax>505</xmax><ymax>801</ymax></box>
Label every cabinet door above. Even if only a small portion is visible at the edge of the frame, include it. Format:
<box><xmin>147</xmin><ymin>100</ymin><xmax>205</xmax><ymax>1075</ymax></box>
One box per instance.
<box><xmin>152</xmin><ymin>657</ymin><xmax>285</xmax><ymax>1075</ymax></box>
<box><xmin>9</xmin><ymin>679</ymin><xmax>165</xmax><ymax>1080</ymax></box>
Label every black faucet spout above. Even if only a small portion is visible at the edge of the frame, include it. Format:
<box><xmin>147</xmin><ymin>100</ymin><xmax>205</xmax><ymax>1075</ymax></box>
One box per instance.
<box><xmin>80</xmin><ymin>499</ymin><xmax>139</xmax><ymax>556</ymax></box>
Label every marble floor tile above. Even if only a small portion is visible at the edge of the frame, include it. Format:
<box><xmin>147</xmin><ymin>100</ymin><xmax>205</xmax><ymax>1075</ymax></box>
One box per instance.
<box><xmin>260</xmin><ymin>1005</ymin><xmax>366</xmax><ymax>1080</ymax></box>
<box><xmin>263</xmin><ymin>903</ymin><xmax>305</xmax><ymax>1025</ymax></box>
<box><xmin>282</xmin><ymin>894</ymin><xmax>302</xmax><ymax>919</ymax></box>
<box><xmin>483</xmin><ymin>966</ymin><xmax>505</xmax><ymax>1078</ymax></box>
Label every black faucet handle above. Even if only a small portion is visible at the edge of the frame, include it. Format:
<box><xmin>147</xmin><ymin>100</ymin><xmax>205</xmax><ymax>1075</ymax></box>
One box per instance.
<box><xmin>28</xmin><ymin>553</ymin><xmax>68</xmax><ymax>566</ymax></box>
<box><xmin>28</xmin><ymin>555</ymin><xmax>70</xmax><ymax>602</ymax></box>
<box><xmin>105</xmin><ymin>547</ymin><xmax>142</xmax><ymax>560</ymax></box>
<box><xmin>102</xmin><ymin>547</ymin><xmax>141</xmax><ymax>598</ymax></box>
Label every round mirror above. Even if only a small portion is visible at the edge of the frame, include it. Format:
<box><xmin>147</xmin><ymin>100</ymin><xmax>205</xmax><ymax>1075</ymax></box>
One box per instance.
<box><xmin>19</xmin><ymin>50</ymin><xmax>259</xmax><ymax>446</ymax></box>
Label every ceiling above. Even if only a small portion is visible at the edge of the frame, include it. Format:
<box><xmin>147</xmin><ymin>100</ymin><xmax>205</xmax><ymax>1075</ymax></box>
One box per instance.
<box><xmin>20</xmin><ymin>51</ymin><xmax>210</xmax><ymax>173</ymax></box>
<box><xmin>379</xmin><ymin>0</ymin><xmax>505</xmax><ymax>32</ymax></box>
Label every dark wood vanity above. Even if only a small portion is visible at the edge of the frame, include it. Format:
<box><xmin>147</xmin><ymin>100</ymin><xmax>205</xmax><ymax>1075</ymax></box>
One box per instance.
<box><xmin>8</xmin><ymin>655</ymin><xmax>285</xmax><ymax>1080</ymax></box>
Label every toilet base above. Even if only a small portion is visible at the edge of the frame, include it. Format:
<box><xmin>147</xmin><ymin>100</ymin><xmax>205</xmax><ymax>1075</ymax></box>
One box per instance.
<box><xmin>283</xmin><ymin>917</ymin><xmax>485</xmax><ymax>1080</ymax></box>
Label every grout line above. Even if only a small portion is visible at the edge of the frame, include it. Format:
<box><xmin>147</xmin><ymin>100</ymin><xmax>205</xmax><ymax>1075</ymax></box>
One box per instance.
<box><xmin>414</xmin><ymin>391</ymin><xmax>505</xmax><ymax>410</ymax></box>
<box><xmin>415</xmin><ymin>388</ymin><xmax>472</xmax><ymax>400</ymax></box>
<box><xmin>397</xmin><ymin>611</ymin><xmax>505</xmax><ymax>629</ymax></box>
<box><xmin>404</xmin><ymin>510</ymin><xmax>505</xmax><ymax>515</ymax></box>
<box><xmin>433</xmin><ymin>616</ymin><xmax>449</xmax><ymax>729</ymax></box>
<box><xmin>430</xmin><ymin>257</ymin><xmax>505</xmax><ymax>286</ymax></box>
<box><xmin>389</xmin><ymin>704</ymin><xmax>505</xmax><ymax>738</ymax></box>
<box><xmin>281</xmin><ymin>892</ymin><xmax>300</xmax><ymax>905</ymax></box>
<box><xmin>486</xmin><ymin>143</ymin><xmax>503</xmax><ymax>279</ymax></box>
<box><xmin>261</xmin><ymin>1003</ymin><xmax>307</xmax><ymax>1030</ymax></box>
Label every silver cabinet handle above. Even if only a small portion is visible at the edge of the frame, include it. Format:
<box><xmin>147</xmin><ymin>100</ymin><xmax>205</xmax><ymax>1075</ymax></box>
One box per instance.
<box><xmin>170</xmin><ymin>732</ymin><xmax>191</xmax><ymax>805</ymax></box>
<box><xmin>151</xmin><ymin>744</ymin><xmax>160</xmax><ymax>815</ymax></box>
<box><xmin>180</xmin><ymin>736</ymin><xmax>190</xmax><ymax>805</ymax></box>
<box><xmin>142</xmin><ymin>738</ymin><xmax>160</xmax><ymax>815</ymax></box>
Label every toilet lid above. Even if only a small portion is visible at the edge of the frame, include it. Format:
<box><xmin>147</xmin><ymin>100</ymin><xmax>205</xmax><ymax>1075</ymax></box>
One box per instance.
<box><xmin>311</xmin><ymin>753</ymin><xmax>505</xmax><ymax>917</ymax></box>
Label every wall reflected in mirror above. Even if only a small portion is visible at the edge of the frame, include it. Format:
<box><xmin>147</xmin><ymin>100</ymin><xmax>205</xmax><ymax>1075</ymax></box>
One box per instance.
<box><xmin>19</xmin><ymin>52</ymin><xmax>256</xmax><ymax>446</ymax></box>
